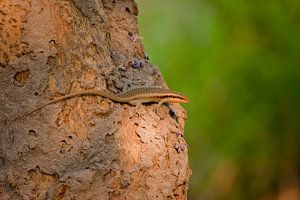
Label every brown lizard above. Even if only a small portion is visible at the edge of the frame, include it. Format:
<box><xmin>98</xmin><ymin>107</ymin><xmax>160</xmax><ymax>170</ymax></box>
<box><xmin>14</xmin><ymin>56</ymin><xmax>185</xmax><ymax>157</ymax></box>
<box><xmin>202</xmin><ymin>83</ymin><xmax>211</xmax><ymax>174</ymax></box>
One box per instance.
<box><xmin>25</xmin><ymin>87</ymin><xmax>189</xmax><ymax>116</ymax></box>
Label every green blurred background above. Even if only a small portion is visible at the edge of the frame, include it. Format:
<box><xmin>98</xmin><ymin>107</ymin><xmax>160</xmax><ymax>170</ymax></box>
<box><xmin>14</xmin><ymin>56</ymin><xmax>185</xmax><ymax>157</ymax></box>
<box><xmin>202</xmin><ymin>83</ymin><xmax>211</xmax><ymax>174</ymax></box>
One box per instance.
<box><xmin>136</xmin><ymin>0</ymin><xmax>300</xmax><ymax>199</ymax></box>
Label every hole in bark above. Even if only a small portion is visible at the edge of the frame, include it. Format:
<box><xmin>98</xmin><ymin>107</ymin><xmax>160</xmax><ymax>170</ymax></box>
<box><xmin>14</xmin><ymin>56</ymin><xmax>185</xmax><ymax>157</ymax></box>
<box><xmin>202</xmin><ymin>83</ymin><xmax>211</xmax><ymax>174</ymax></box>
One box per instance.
<box><xmin>144</xmin><ymin>53</ymin><xmax>149</xmax><ymax>60</ymax></box>
<box><xmin>131</xmin><ymin>60</ymin><xmax>144</xmax><ymax>68</ymax></box>
<box><xmin>13</xmin><ymin>69</ymin><xmax>30</xmax><ymax>86</ymax></box>
<box><xmin>60</xmin><ymin>140</ymin><xmax>67</xmax><ymax>153</ymax></box>
<box><xmin>105</xmin><ymin>133</ymin><xmax>114</xmax><ymax>144</ymax></box>
<box><xmin>125</xmin><ymin>7</ymin><xmax>131</xmax><ymax>13</ymax></box>
<box><xmin>169</xmin><ymin>109</ymin><xmax>178</xmax><ymax>122</ymax></box>
<box><xmin>34</xmin><ymin>92</ymin><xmax>39</xmax><ymax>96</ymax></box>
<box><xmin>112</xmin><ymin>0</ymin><xmax>116</xmax><ymax>3</ymax></box>
<box><xmin>49</xmin><ymin>39</ymin><xmax>56</xmax><ymax>45</ymax></box>
<box><xmin>28</xmin><ymin>130</ymin><xmax>38</xmax><ymax>136</ymax></box>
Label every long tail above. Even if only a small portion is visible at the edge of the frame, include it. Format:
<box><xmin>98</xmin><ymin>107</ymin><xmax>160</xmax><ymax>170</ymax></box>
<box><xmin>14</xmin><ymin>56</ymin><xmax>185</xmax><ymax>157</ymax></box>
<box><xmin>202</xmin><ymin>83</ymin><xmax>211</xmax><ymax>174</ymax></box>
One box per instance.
<box><xmin>24</xmin><ymin>90</ymin><xmax>114</xmax><ymax>117</ymax></box>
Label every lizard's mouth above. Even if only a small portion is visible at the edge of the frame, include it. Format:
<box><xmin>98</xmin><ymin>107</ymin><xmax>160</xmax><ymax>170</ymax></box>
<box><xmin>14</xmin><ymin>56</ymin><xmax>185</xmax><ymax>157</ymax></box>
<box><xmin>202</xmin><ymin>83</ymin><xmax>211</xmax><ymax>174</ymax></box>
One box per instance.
<box><xmin>179</xmin><ymin>96</ymin><xmax>189</xmax><ymax>103</ymax></box>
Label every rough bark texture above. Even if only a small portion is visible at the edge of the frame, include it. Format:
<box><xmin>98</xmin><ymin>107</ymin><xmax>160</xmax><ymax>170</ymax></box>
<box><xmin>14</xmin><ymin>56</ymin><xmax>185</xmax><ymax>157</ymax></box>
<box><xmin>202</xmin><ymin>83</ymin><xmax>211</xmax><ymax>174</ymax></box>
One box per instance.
<box><xmin>0</xmin><ymin>0</ymin><xmax>190</xmax><ymax>199</ymax></box>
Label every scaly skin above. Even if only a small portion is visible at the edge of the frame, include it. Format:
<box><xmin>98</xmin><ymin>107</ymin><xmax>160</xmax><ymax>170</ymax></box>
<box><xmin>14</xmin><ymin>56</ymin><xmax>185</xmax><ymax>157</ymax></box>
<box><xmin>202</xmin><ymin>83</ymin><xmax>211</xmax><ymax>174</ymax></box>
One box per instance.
<box><xmin>26</xmin><ymin>87</ymin><xmax>189</xmax><ymax>116</ymax></box>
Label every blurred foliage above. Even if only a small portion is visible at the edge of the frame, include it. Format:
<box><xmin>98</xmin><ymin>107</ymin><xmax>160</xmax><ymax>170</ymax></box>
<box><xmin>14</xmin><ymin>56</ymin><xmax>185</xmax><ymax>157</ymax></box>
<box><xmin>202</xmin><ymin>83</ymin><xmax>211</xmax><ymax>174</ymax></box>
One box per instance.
<box><xmin>136</xmin><ymin>0</ymin><xmax>300</xmax><ymax>199</ymax></box>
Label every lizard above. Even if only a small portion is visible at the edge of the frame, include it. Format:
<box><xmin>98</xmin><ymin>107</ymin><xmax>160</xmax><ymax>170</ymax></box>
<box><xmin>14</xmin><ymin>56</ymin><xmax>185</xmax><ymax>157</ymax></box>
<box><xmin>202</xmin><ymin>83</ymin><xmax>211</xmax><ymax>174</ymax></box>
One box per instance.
<box><xmin>25</xmin><ymin>87</ymin><xmax>189</xmax><ymax>117</ymax></box>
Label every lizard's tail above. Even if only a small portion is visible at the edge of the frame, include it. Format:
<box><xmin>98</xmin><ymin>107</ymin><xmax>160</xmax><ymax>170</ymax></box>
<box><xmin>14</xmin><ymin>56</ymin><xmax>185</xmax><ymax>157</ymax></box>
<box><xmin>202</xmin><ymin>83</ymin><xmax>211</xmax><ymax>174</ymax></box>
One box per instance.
<box><xmin>23</xmin><ymin>90</ymin><xmax>115</xmax><ymax>117</ymax></box>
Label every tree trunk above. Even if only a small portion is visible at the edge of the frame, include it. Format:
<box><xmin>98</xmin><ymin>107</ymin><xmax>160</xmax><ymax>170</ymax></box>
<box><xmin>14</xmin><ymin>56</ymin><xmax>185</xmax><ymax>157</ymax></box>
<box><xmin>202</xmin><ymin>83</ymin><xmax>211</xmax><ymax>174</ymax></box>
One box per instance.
<box><xmin>0</xmin><ymin>0</ymin><xmax>190</xmax><ymax>199</ymax></box>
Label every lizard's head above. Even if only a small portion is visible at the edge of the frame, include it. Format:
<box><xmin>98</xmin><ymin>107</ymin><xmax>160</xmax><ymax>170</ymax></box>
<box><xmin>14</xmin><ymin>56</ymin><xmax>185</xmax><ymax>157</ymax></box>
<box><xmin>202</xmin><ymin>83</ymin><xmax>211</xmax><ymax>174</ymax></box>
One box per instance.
<box><xmin>167</xmin><ymin>92</ymin><xmax>189</xmax><ymax>104</ymax></box>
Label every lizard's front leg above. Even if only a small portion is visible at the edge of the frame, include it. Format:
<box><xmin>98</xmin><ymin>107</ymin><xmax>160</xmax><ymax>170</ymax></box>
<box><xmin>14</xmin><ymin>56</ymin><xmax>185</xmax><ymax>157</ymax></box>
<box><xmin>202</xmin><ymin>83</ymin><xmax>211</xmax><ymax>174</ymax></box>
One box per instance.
<box><xmin>156</xmin><ymin>100</ymin><xmax>169</xmax><ymax>119</ymax></box>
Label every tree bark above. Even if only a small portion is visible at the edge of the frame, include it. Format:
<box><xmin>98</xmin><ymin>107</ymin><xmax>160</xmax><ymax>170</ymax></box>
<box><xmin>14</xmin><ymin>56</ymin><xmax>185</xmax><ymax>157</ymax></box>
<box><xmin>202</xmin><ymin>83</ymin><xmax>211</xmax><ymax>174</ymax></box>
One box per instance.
<box><xmin>0</xmin><ymin>0</ymin><xmax>190</xmax><ymax>199</ymax></box>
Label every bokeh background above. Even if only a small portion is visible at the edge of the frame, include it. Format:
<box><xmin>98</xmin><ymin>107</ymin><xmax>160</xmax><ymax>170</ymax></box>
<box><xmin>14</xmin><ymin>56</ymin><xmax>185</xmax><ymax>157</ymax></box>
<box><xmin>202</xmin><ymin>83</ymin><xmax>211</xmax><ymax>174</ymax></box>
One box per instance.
<box><xmin>136</xmin><ymin>0</ymin><xmax>300</xmax><ymax>199</ymax></box>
